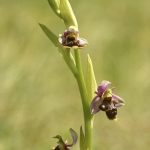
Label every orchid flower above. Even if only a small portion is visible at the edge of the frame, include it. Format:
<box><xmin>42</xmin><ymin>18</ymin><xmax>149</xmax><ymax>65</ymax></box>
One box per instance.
<box><xmin>90</xmin><ymin>80</ymin><xmax>124</xmax><ymax>120</ymax></box>
<box><xmin>59</xmin><ymin>26</ymin><xmax>88</xmax><ymax>49</ymax></box>
<box><xmin>52</xmin><ymin>128</ymin><xmax>78</xmax><ymax>150</ymax></box>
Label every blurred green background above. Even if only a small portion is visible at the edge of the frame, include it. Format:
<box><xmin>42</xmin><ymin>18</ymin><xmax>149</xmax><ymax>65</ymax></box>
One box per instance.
<box><xmin>0</xmin><ymin>0</ymin><xmax>150</xmax><ymax>150</ymax></box>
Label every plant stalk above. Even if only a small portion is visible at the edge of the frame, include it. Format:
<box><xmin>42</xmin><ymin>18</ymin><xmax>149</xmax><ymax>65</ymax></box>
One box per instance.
<box><xmin>74</xmin><ymin>49</ymin><xmax>93</xmax><ymax>150</ymax></box>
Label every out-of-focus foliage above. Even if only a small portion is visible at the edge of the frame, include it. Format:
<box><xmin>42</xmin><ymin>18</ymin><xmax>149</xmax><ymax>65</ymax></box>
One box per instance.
<box><xmin>0</xmin><ymin>0</ymin><xmax>150</xmax><ymax>150</ymax></box>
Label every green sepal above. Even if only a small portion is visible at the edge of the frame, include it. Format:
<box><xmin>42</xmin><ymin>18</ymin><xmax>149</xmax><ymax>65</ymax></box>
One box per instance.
<box><xmin>47</xmin><ymin>0</ymin><xmax>62</xmax><ymax>19</ymax></box>
<box><xmin>60</xmin><ymin>0</ymin><xmax>78</xmax><ymax>28</ymax></box>
<box><xmin>80</xmin><ymin>126</ymin><xmax>87</xmax><ymax>150</ymax></box>
<box><xmin>86</xmin><ymin>54</ymin><xmax>97</xmax><ymax>104</ymax></box>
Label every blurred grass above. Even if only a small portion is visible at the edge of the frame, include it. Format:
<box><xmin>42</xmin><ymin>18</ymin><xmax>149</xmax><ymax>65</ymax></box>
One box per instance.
<box><xmin>0</xmin><ymin>0</ymin><xmax>150</xmax><ymax>150</ymax></box>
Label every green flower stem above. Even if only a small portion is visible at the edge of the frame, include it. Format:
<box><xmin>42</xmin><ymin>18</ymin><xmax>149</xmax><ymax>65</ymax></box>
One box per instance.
<box><xmin>74</xmin><ymin>49</ymin><xmax>93</xmax><ymax>150</ymax></box>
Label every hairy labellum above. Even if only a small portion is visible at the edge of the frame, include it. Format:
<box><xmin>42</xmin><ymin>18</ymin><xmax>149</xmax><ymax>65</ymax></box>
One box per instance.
<box><xmin>99</xmin><ymin>97</ymin><xmax>118</xmax><ymax>120</ymax></box>
<box><xmin>63</xmin><ymin>36</ymin><xmax>82</xmax><ymax>47</ymax></box>
<box><xmin>99</xmin><ymin>97</ymin><xmax>113</xmax><ymax>111</ymax></box>
<box><xmin>105</xmin><ymin>108</ymin><xmax>117</xmax><ymax>120</ymax></box>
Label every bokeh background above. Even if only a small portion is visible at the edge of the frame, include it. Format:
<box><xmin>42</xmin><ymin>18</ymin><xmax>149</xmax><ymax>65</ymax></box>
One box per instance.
<box><xmin>0</xmin><ymin>0</ymin><xmax>150</xmax><ymax>150</ymax></box>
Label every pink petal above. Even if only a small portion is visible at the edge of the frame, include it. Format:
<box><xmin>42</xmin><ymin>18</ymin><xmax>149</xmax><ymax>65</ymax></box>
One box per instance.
<box><xmin>112</xmin><ymin>94</ymin><xmax>124</xmax><ymax>103</ymax></box>
<box><xmin>90</xmin><ymin>96</ymin><xmax>102</xmax><ymax>114</ymax></box>
<box><xmin>97</xmin><ymin>80</ymin><xmax>111</xmax><ymax>96</ymax></box>
<box><xmin>67</xmin><ymin>128</ymin><xmax>78</xmax><ymax>147</ymax></box>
